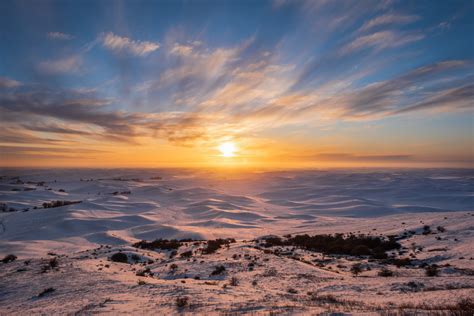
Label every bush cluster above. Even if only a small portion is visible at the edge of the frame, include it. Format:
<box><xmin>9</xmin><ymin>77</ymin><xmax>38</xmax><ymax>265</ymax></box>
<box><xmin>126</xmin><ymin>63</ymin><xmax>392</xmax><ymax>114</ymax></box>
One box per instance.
<box><xmin>2</xmin><ymin>254</ymin><xmax>17</xmax><ymax>263</ymax></box>
<box><xmin>133</xmin><ymin>239</ymin><xmax>181</xmax><ymax>251</ymax></box>
<box><xmin>202</xmin><ymin>238</ymin><xmax>236</xmax><ymax>254</ymax></box>
<box><xmin>261</xmin><ymin>233</ymin><xmax>400</xmax><ymax>258</ymax></box>
<box><xmin>42</xmin><ymin>200</ymin><xmax>81</xmax><ymax>209</ymax></box>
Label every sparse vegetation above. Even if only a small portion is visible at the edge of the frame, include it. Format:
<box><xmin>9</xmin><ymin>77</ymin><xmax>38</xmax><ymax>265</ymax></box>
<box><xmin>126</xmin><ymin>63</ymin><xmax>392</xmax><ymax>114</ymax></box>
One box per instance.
<box><xmin>262</xmin><ymin>267</ymin><xmax>278</xmax><ymax>277</ymax></box>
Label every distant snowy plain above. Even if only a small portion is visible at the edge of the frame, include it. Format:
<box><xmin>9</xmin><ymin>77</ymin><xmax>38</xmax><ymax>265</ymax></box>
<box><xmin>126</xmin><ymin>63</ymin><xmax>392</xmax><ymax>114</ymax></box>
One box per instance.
<box><xmin>1</xmin><ymin>169</ymin><xmax>473</xmax><ymax>314</ymax></box>
<box><xmin>0</xmin><ymin>168</ymin><xmax>472</xmax><ymax>256</ymax></box>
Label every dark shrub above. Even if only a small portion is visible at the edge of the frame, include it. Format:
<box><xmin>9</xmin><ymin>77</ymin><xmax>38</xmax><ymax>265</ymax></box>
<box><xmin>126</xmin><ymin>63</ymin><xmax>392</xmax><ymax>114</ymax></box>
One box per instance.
<box><xmin>110</xmin><ymin>252</ymin><xmax>128</xmax><ymax>263</ymax></box>
<box><xmin>425</xmin><ymin>265</ymin><xmax>439</xmax><ymax>277</ymax></box>
<box><xmin>180</xmin><ymin>250</ymin><xmax>193</xmax><ymax>258</ymax></box>
<box><xmin>378</xmin><ymin>267</ymin><xmax>394</xmax><ymax>277</ymax></box>
<box><xmin>351</xmin><ymin>263</ymin><xmax>363</xmax><ymax>276</ymax></box>
<box><xmin>229</xmin><ymin>276</ymin><xmax>239</xmax><ymax>286</ymax></box>
<box><xmin>288</xmin><ymin>288</ymin><xmax>298</xmax><ymax>294</ymax></box>
<box><xmin>176</xmin><ymin>296</ymin><xmax>188</xmax><ymax>308</ymax></box>
<box><xmin>2</xmin><ymin>254</ymin><xmax>17</xmax><ymax>263</ymax></box>
<box><xmin>169</xmin><ymin>263</ymin><xmax>178</xmax><ymax>271</ymax></box>
<box><xmin>422</xmin><ymin>225</ymin><xmax>431</xmax><ymax>235</ymax></box>
<box><xmin>211</xmin><ymin>265</ymin><xmax>226</xmax><ymax>276</ymax></box>
<box><xmin>437</xmin><ymin>226</ymin><xmax>446</xmax><ymax>233</ymax></box>
<box><xmin>41</xmin><ymin>257</ymin><xmax>59</xmax><ymax>273</ymax></box>
<box><xmin>133</xmin><ymin>239</ymin><xmax>181</xmax><ymax>251</ymax></box>
<box><xmin>49</xmin><ymin>257</ymin><xmax>58</xmax><ymax>268</ymax></box>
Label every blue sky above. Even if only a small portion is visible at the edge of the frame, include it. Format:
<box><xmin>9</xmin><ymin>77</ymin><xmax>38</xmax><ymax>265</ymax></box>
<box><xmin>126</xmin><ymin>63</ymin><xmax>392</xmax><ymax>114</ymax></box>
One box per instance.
<box><xmin>0</xmin><ymin>0</ymin><xmax>473</xmax><ymax>167</ymax></box>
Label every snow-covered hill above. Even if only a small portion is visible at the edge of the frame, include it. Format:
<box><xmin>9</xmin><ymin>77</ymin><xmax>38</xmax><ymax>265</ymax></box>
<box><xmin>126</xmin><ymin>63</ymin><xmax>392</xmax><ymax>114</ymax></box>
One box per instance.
<box><xmin>0</xmin><ymin>169</ymin><xmax>473</xmax><ymax>314</ymax></box>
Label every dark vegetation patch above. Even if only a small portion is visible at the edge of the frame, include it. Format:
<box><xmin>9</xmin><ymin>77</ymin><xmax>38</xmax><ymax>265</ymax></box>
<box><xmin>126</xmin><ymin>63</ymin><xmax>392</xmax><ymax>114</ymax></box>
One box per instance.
<box><xmin>1</xmin><ymin>203</ymin><xmax>19</xmax><ymax>212</ymax></box>
<box><xmin>229</xmin><ymin>276</ymin><xmax>239</xmax><ymax>286</ymax></box>
<box><xmin>260</xmin><ymin>233</ymin><xmax>400</xmax><ymax>259</ymax></box>
<box><xmin>136</xmin><ymin>267</ymin><xmax>152</xmax><ymax>277</ymax></box>
<box><xmin>425</xmin><ymin>265</ymin><xmax>439</xmax><ymax>277</ymax></box>
<box><xmin>2</xmin><ymin>254</ymin><xmax>17</xmax><ymax>263</ymax></box>
<box><xmin>110</xmin><ymin>191</ymin><xmax>131</xmax><ymax>195</ymax></box>
<box><xmin>180</xmin><ymin>250</ymin><xmax>193</xmax><ymax>258</ymax></box>
<box><xmin>350</xmin><ymin>263</ymin><xmax>363</xmax><ymax>276</ymax></box>
<box><xmin>176</xmin><ymin>296</ymin><xmax>189</xmax><ymax>308</ymax></box>
<box><xmin>110</xmin><ymin>252</ymin><xmax>128</xmax><ymax>263</ymax></box>
<box><xmin>41</xmin><ymin>257</ymin><xmax>59</xmax><ymax>273</ymax></box>
<box><xmin>42</xmin><ymin>200</ymin><xmax>82</xmax><ymax>209</ymax></box>
<box><xmin>385</xmin><ymin>257</ymin><xmax>412</xmax><ymax>267</ymax></box>
<box><xmin>202</xmin><ymin>238</ymin><xmax>236</xmax><ymax>254</ymax></box>
<box><xmin>133</xmin><ymin>239</ymin><xmax>181</xmax><ymax>251</ymax></box>
<box><xmin>210</xmin><ymin>265</ymin><xmax>226</xmax><ymax>276</ymax></box>
<box><xmin>422</xmin><ymin>225</ymin><xmax>432</xmax><ymax>235</ymax></box>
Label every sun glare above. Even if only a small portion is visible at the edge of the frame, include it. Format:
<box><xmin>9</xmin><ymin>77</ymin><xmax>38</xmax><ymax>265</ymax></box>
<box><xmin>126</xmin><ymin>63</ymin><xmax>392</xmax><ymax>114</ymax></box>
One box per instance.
<box><xmin>218</xmin><ymin>142</ymin><xmax>237</xmax><ymax>157</ymax></box>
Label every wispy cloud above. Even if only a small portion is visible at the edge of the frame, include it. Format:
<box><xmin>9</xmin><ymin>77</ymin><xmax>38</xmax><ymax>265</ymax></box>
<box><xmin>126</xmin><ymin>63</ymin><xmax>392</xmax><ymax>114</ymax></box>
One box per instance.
<box><xmin>101</xmin><ymin>32</ymin><xmax>160</xmax><ymax>56</ymax></box>
<box><xmin>47</xmin><ymin>32</ymin><xmax>74</xmax><ymax>40</ymax></box>
<box><xmin>341</xmin><ymin>30</ymin><xmax>423</xmax><ymax>54</ymax></box>
<box><xmin>296</xmin><ymin>60</ymin><xmax>473</xmax><ymax>120</ymax></box>
<box><xmin>170</xmin><ymin>43</ymin><xmax>194</xmax><ymax>56</ymax></box>
<box><xmin>357</xmin><ymin>14</ymin><xmax>420</xmax><ymax>33</ymax></box>
<box><xmin>38</xmin><ymin>55</ymin><xmax>83</xmax><ymax>74</ymax></box>
<box><xmin>0</xmin><ymin>76</ymin><xmax>21</xmax><ymax>88</ymax></box>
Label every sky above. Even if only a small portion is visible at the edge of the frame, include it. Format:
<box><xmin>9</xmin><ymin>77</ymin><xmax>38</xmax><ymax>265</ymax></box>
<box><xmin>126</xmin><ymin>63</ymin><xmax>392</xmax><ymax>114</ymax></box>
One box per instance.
<box><xmin>0</xmin><ymin>0</ymin><xmax>473</xmax><ymax>168</ymax></box>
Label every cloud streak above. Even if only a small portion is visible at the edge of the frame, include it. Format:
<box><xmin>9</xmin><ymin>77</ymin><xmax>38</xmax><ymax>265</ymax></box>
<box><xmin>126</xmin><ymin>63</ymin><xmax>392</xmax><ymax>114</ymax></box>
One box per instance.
<box><xmin>47</xmin><ymin>32</ymin><xmax>74</xmax><ymax>40</ymax></box>
<box><xmin>38</xmin><ymin>55</ymin><xmax>83</xmax><ymax>74</ymax></box>
<box><xmin>101</xmin><ymin>32</ymin><xmax>160</xmax><ymax>56</ymax></box>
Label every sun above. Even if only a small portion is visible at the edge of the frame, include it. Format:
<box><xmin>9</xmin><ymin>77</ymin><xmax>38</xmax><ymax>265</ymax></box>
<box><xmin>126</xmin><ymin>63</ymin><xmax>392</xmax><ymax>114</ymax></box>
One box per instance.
<box><xmin>218</xmin><ymin>142</ymin><xmax>237</xmax><ymax>157</ymax></box>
